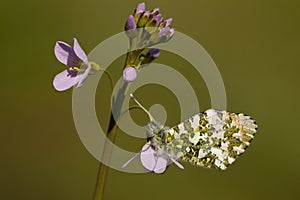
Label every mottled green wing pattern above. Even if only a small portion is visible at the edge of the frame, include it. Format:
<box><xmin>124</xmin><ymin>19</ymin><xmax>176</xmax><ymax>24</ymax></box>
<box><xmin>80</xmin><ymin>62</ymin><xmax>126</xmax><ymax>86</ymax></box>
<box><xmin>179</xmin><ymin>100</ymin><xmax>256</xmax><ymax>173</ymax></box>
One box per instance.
<box><xmin>165</xmin><ymin>109</ymin><xmax>257</xmax><ymax>170</ymax></box>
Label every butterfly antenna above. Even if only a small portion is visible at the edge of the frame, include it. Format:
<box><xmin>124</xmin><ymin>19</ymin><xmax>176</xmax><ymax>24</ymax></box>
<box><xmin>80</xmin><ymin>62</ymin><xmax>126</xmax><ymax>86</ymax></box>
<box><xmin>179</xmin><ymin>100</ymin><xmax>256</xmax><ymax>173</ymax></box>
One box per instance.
<box><xmin>130</xmin><ymin>93</ymin><xmax>155</xmax><ymax>122</ymax></box>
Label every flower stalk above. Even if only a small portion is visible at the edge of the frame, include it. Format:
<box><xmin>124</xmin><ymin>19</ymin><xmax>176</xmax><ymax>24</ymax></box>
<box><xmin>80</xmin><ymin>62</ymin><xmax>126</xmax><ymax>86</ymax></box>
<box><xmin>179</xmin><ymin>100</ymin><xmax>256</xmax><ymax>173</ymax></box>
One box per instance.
<box><xmin>52</xmin><ymin>2</ymin><xmax>175</xmax><ymax>200</ymax></box>
<box><xmin>92</xmin><ymin>3</ymin><xmax>174</xmax><ymax>199</ymax></box>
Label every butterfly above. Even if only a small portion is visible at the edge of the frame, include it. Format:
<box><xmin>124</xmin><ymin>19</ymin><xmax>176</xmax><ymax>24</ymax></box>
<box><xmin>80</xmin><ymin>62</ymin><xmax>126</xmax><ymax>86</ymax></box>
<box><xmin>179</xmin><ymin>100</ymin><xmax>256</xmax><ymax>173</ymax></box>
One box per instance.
<box><xmin>122</xmin><ymin>94</ymin><xmax>258</xmax><ymax>173</ymax></box>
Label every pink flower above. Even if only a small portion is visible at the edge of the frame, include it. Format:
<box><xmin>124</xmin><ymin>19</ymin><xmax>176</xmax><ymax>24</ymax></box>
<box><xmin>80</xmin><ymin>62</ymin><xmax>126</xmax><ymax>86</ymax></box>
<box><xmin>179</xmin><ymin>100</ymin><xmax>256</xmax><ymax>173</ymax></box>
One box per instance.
<box><xmin>53</xmin><ymin>38</ymin><xmax>91</xmax><ymax>91</ymax></box>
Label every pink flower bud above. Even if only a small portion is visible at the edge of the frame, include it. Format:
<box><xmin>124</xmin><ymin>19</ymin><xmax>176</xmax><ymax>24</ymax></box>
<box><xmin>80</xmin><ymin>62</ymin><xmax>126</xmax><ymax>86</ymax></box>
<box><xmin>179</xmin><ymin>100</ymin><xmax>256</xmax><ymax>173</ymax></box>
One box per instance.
<box><xmin>122</xmin><ymin>66</ymin><xmax>137</xmax><ymax>82</ymax></box>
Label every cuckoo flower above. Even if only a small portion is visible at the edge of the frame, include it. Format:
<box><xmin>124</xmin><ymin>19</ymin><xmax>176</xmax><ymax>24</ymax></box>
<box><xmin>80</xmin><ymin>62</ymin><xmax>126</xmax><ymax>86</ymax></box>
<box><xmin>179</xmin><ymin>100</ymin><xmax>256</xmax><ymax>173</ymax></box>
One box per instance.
<box><xmin>53</xmin><ymin>38</ymin><xmax>92</xmax><ymax>91</ymax></box>
<box><xmin>124</xmin><ymin>2</ymin><xmax>175</xmax><ymax>46</ymax></box>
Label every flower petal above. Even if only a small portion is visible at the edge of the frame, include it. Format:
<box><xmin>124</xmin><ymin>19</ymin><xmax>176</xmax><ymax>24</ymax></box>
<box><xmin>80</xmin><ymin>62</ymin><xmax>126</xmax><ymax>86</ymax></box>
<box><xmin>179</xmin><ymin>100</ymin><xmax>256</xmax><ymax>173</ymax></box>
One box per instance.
<box><xmin>54</xmin><ymin>41</ymin><xmax>80</xmax><ymax>66</ymax></box>
<box><xmin>169</xmin><ymin>28</ymin><xmax>175</xmax><ymax>37</ymax></box>
<box><xmin>153</xmin><ymin>156</ymin><xmax>168</xmax><ymax>174</ymax></box>
<box><xmin>151</xmin><ymin>8</ymin><xmax>160</xmax><ymax>16</ymax></box>
<box><xmin>140</xmin><ymin>144</ymin><xmax>156</xmax><ymax>171</ymax></box>
<box><xmin>53</xmin><ymin>70</ymin><xmax>78</xmax><ymax>91</ymax></box>
<box><xmin>73</xmin><ymin>38</ymin><xmax>88</xmax><ymax>64</ymax></box>
<box><xmin>159</xmin><ymin>27</ymin><xmax>170</xmax><ymax>36</ymax></box>
<box><xmin>76</xmin><ymin>64</ymin><xmax>91</xmax><ymax>88</ymax></box>
<box><xmin>165</xmin><ymin>18</ymin><xmax>173</xmax><ymax>27</ymax></box>
<box><xmin>164</xmin><ymin>28</ymin><xmax>175</xmax><ymax>43</ymax></box>
<box><xmin>153</xmin><ymin>14</ymin><xmax>163</xmax><ymax>23</ymax></box>
<box><xmin>135</xmin><ymin>2</ymin><xmax>145</xmax><ymax>15</ymax></box>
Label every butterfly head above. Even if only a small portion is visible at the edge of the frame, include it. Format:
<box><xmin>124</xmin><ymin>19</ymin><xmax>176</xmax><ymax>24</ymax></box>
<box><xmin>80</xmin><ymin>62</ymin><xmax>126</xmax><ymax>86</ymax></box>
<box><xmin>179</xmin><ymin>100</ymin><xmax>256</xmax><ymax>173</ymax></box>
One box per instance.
<box><xmin>123</xmin><ymin>94</ymin><xmax>185</xmax><ymax>172</ymax></box>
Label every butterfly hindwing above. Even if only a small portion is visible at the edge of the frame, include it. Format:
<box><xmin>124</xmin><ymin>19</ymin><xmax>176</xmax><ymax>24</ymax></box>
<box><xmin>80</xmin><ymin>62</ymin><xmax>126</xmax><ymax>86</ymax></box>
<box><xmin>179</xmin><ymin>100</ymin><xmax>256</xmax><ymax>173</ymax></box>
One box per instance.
<box><xmin>164</xmin><ymin>109</ymin><xmax>257</xmax><ymax>170</ymax></box>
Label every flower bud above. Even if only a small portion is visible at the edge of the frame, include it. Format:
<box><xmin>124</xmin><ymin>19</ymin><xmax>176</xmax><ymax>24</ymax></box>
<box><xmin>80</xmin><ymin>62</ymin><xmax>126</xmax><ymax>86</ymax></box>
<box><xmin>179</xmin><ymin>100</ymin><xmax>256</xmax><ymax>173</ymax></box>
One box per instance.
<box><xmin>151</xmin><ymin>8</ymin><xmax>160</xmax><ymax>16</ymax></box>
<box><xmin>154</xmin><ymin>14</ymin><xmax>163</xmax><ymax>23</ymax></box>
<box><xmin>165</xmin><ymin>18</ymin><xmax>173</xmax><ymax>27</ymax></box>
<box><xmin>141</xmin><ymin>48</ymin><xmax>160</xmax><ymax>65</ymax></box>
<box><xmin>137</xmin><ymin>11</ymin><xmax>150</xmax><ymax>27</ymax></box>
<box><xmin>135</xmin><ymin>2</ymin><xmax>145</xmax><ymax>16</ymax></box>
<box><xmin>165</xmin><ymin>28</ymin><xmax>175</xmax><ymax>42</ymax></box>
<box><xmin>147</xmin><ymin>48</ymin><xmax>160</xmax><ymax>58</ymax></box>
<box><xmin>125</xmin><ymin>15</ymin><xmax>136</xmax><ymax>31</ymax></box>
<box><xmin>122</xmin><ymin>66</ymin><xmax>137</xmax><ymax>82</ymax></box>
<box><xmin>159</xmin><ymin>27</ymin><xmax>171</xmax><ymax>36</ymax></box>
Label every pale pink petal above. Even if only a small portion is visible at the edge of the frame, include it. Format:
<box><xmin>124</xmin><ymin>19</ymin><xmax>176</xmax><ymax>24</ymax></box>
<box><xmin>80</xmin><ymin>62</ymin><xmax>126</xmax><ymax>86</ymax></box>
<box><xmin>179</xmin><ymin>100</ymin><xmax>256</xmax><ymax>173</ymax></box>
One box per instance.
<box><xmin>159</xmin><ymin>27</ymin><xmax>170</xmax><ymax>36</ymax></box>
<box><xmin>76</xmin><ymin>64</ymin><xmax>91</xmax><ymax>88</ymax></box>
<box><xmin>151</xmin><ymin>8</ymin><xmax>160</xmax><ymax>14</ymax></box>
<box><xmin>153</xmin><ymin>14</ymin><xmax>162</xmax><ymax>23</ymax></box>
<box><xmin>54</xmin><ymin>41</ymin><xmax>80</xmax><ymax>66</ymax></box>
<box><xmin>53</xmin><ymin>70</ymin><xmax>78</xmax><ymax>91</ymax></box>
<box><xmin>73</xmin><ymin>38</ymin><xmax>88</xmax><ymax>64</ymax></box>
<box><xmin>165</xmin><ymin>18</ymin><xmax>173</xmax><ymax>27</ymax></box>
<box><xmin>140</xmin><ymin>144</ymin><xmax>156</xmax><ymax>171</ymax></box>
<box><xmin>135</xmin><ymin>2</ymin><xmax>145</xmax><ymax>15</ymax></box>
<box><xmin>169</xmin><ymin>28</ymin><xmax>175</xmax><ymax>37</ymax></box>
<box><xmin>153</xmin><ymin>156</ymin><xmax>168</xmax><ymax>173</ymax></box>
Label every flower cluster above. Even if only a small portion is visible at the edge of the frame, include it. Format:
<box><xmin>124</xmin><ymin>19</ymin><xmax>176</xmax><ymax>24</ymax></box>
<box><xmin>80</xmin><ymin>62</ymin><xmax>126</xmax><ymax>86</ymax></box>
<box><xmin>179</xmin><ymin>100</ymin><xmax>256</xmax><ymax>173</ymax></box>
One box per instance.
<box><xmin>125</xmin><ymin>2</ymin><xmax>175</xmax><ymax>46</ymax></box>
<box><xmin>122</xmin><ymin>3</ymin><xmax>174</xmax><ymax>83</ymax></box>
<box><xmin>121</xmin><ymin>3</ymin><xmax>178</xmax><ymax>171</ymax></box>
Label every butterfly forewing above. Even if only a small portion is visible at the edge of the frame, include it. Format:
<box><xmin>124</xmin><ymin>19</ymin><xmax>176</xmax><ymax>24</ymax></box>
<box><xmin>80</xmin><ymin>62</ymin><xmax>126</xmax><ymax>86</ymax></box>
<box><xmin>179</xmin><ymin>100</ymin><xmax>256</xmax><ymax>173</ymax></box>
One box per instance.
<box><xmin>164</xmin><ymin>109</ymin><xmax>257</xmax><ymax>170</ymax></box>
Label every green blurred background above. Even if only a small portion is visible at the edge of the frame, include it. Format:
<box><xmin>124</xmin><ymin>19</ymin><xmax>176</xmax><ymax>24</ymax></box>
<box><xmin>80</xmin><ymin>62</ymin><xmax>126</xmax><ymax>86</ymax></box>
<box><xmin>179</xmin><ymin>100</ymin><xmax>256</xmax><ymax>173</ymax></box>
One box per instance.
<box><xmin>1</xmin><ymin>0</ymin><xmax>300</xmax><ymax>199</ymax></box>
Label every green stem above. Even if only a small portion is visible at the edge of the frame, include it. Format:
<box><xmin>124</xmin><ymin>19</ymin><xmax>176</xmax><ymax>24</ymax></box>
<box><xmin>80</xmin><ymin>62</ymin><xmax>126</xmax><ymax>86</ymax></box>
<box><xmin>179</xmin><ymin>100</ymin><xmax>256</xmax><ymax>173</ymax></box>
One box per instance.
<box><xmin>93</xmin><ymin>116</ymin><xmax>117</xmax><ymax>200</ymax></box>
<box><xmin>93</xmin><ymin>36</ymin><xmax>144</xmax><ymax>199</ymax></box>
<box><xmin>89</xmin><ymin>61</ymin><xmax>115</xmax><ymax>89</ymax></box>
<box><xmin>93</xmin><ymin>82</ymin><xmax>128</xmax><ymax>200</ymax></box>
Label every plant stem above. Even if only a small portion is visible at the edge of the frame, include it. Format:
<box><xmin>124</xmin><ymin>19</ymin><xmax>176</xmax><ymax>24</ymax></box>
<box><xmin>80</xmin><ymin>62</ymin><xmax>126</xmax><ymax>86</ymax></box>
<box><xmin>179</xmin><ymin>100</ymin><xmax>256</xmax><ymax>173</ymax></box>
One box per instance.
<box><xmin>93</xmin><ymin>82</ymin><xmax>128</xmax><ymax>200</ymax></box>
<box><xmin>93</xmin><ymin>35</ymin><xmax>144</xmax><ymax>199</ymax></box>
<box><xmin>93</xmin><ymin>115</ymin><xmax>117</xmax><ymax>200</ymax></box>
